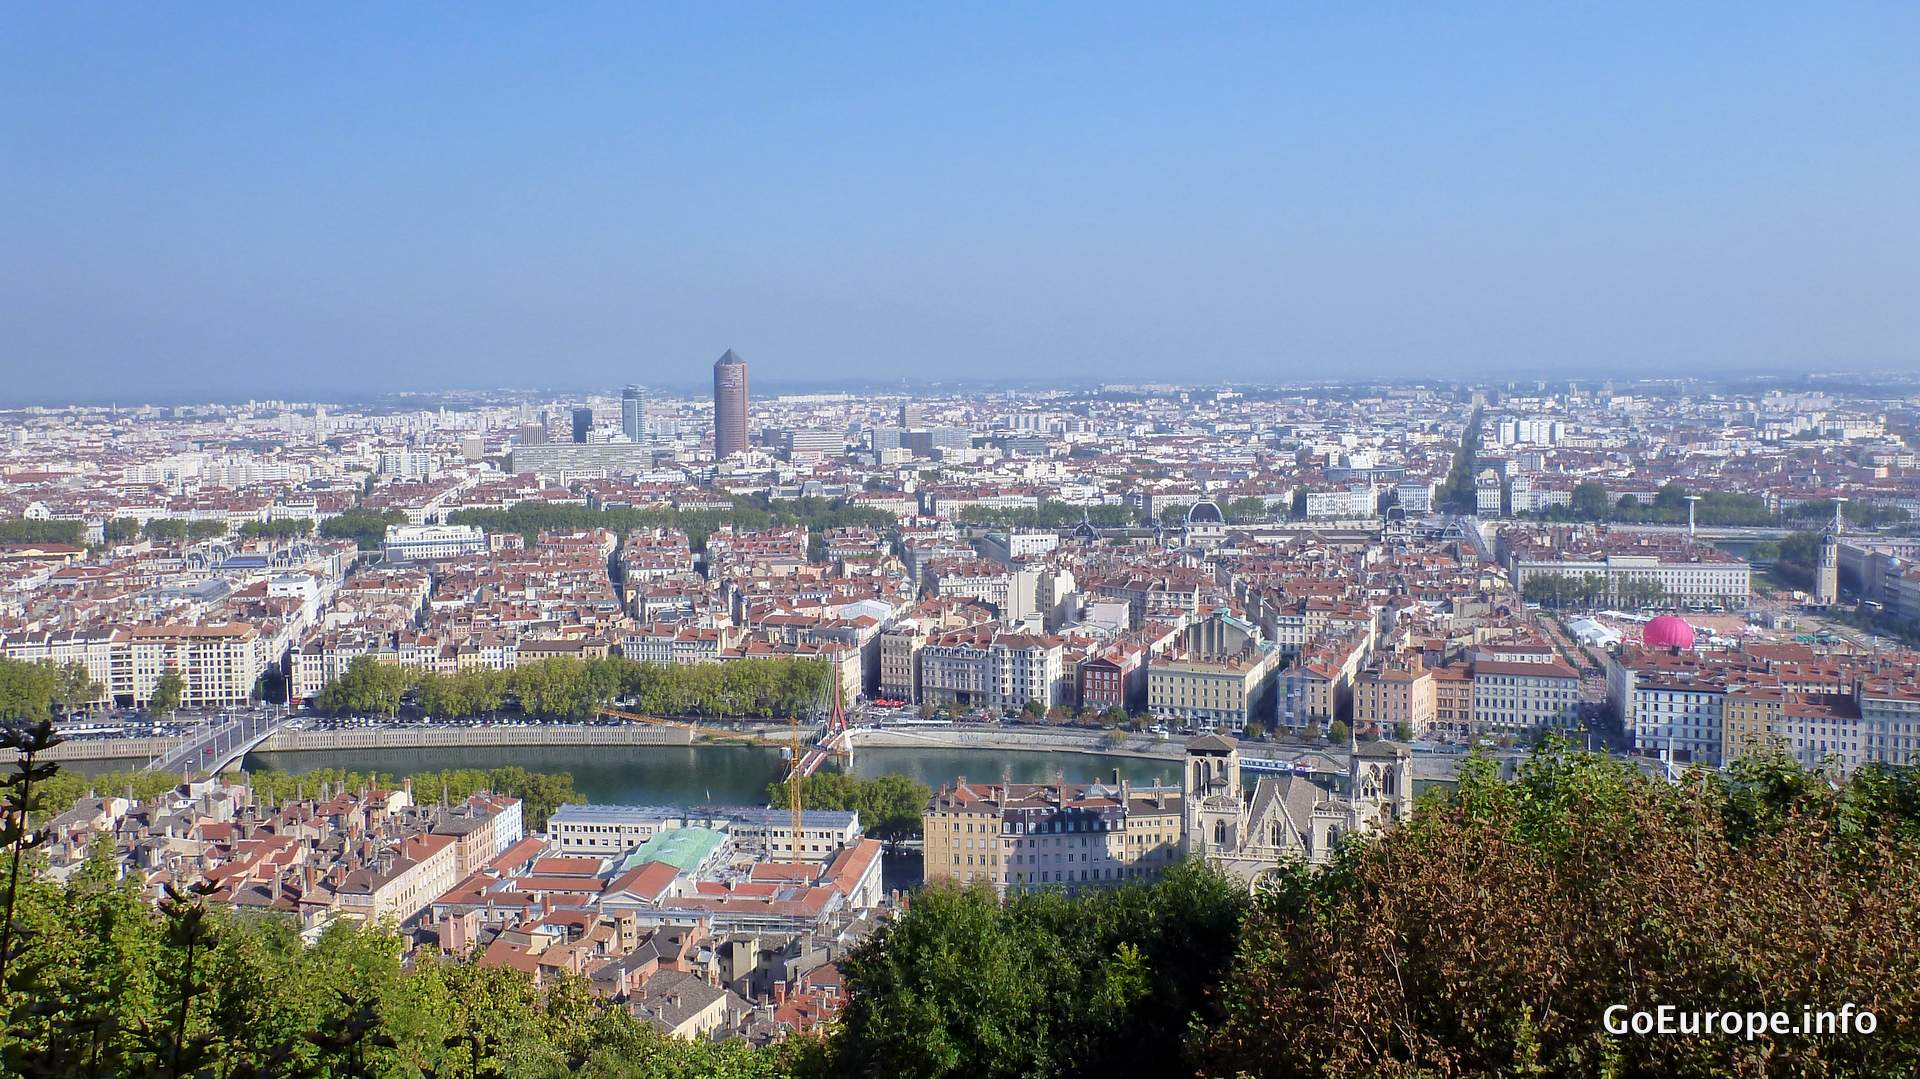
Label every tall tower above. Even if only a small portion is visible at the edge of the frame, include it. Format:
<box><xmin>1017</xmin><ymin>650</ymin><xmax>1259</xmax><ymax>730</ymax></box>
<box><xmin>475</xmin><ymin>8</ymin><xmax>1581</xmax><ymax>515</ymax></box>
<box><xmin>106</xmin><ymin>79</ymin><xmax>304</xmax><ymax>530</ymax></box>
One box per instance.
<box><xmin>1815</xmin><ymin>498</ymin><xmax>1845</xmax><ymax>606</ymax></box>
<box><xmin>570</xmin><ymin>407</ymin><xmax>594</xmax><ymax>444</ymax></box>
<box><xmin>621</xmin><ymin>384</ymin><xmax>648</xmax><ymax>444</ymax></box>
<box><xmin>713</xmin><ymin>350</ymin><xmax>749</xmax><ymax>458</ymax></box>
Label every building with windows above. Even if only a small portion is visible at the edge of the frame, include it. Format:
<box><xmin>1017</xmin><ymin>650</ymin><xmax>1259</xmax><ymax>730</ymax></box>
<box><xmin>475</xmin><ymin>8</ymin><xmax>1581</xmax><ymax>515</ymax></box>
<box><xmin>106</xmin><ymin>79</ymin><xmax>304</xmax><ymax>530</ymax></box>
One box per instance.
<box><xmin>382</xmin><ymin>524</ymin><xmax>488</xmax><ymax>562</ymax></box>
<box><xmin>1149</xmin><ymin>610</ymin><xmax>1284</xmax><ymax>733</ymax></box>
<box><xmin>1470</xmin><ymin>659</ymin><xmax>1583</xmax><ymax>737</ymax></box>
<box><xmin>622</xmin><ymin>384</ymin><xmax>648</xmax><ymax>444</ymax></box>
<box><xmin>1353</xmin><ymin>657</ymin><xmax>1437</xmax><ymax>740</ymax></box>
<box><xmin>922</xmin><ymin>777</ymin><xmax>1184</xmax><ymax>894</ymax></box>
<box><xmin>713</xmin><ymin>350</ymin><xmax>749</xmax><ymax>458</ymax></box>
<box><xmin>1185</xmin><ymin>735</ymin><xmax>1412</xmax><ymax>885</ymax></box>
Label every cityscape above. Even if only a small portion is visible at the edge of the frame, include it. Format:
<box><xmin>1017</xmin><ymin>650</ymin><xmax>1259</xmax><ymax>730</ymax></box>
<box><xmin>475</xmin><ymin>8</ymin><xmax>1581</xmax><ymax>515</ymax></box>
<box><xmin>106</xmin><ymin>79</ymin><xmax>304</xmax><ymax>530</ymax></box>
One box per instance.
<box><xmin>3</xmin><ymin>4</ymin><xmax>1917</xmax><ymax>1077</ymax></box>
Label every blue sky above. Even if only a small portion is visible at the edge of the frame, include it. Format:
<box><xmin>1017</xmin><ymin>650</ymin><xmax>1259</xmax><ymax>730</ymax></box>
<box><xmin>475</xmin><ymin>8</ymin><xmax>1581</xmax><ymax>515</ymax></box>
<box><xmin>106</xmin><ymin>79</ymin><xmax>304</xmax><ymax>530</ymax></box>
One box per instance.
<box><xmin>1</xmin><ymin>4</ymin><xmax>1914</xmax><ymax>402</ymax></box>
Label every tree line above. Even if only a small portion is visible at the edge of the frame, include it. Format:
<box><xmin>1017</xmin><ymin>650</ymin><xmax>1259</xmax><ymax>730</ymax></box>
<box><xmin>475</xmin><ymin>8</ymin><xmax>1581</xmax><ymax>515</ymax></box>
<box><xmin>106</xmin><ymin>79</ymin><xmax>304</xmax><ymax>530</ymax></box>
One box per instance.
<box><xmin>0</xmin><ymin>519</ymin><xmax>85</xmax><ymax>546</ymax></box>
<box><xmin>311</xmin><ymin>655</ymin><xmax>830</xmax><ymax>721</ymax></box>
<box><xmin>1523</xmin><ymin>482</ymin><xmax>1911</xmax><ymax>530</ymax></box>
<box><xmin>955</xmin><ymin>504</ymin><xmax>1141</xmax><ymax>529</ymax></box>
<box><xmin>1437</xmin><ymin>406</ymin><xmax>1485</xmax><ymax>513</ymax></box>
<box><xmin>1521</xmin><ymin>571</ymin><xmax>1673</xmax><ymax>610</ymax></box>
<box><xmin>34</xmin><ymin>765</ymin><xmax>582</xmax><ymax>833</ymax></box>
<box><xmin>447</xmin><ymin>496</ymin><xmax>895</xmax><ymax>555</ymax></box>
<box><xmin>318</xmin><ymin>509</ymin><xmax>411</xmax><ymax>551</ymax></box>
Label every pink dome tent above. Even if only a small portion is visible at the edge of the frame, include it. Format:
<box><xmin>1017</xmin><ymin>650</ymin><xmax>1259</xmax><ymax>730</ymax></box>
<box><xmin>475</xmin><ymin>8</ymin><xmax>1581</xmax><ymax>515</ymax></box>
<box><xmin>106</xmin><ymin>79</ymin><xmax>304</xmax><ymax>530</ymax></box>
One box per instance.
<box><xmin>1643</xmin><ymin>615</ymin><xmax>1696</xmax><ymax>650</ymax></box>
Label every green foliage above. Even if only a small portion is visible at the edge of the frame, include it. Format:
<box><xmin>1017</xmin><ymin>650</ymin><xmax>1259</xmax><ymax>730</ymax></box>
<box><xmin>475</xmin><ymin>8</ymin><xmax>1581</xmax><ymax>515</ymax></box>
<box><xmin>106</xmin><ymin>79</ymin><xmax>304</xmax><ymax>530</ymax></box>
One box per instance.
<box><xmin>766</xmin><ymin>773</ymin><xmax>931</xmax><ymax>842</ymax></box>
<box><xmin>1569</xmin><ymin>480</ymin><xmax>1609</xmax><ymax>518</ymax></box>
<box><xmin>0</xmin><ymin>856</ymin><xmax>783</xmax><ymax>1077</ymax></box>
<box><xmin>829</xmin><ymin>863</ymin><xmax>1247</xmax><ymax>1079</ymax></box>
<box><xmin>1198</xmin><ymin>738</ymin><xmax>1920</xmax><ymax>1077</ymax></box>
<box><xmin>0</xmin><ymin>518</ymin><xmax>84</xmax><ymax>545</ymax></box>
<box><xmin>955</xmin><ymin>503</ymin><xmax>1140</xmax><ymax>530</ymax></box>
<box><xmin>448</xmin><ymin>497</ymin><xmax>895</xmax><ymax>553</ymax></box>
<box><xmin>310</xmin><ymin>655</ymin><xmax>831</xmax><ymax>722</ymax></box>
<box><xmin>242</xmin><ymin>766</ymin><xmax>580</xmax><ymax>831</ymax></box>
<box><xmin>139</xmin><ymin>518</ymin><xmax>229</xmax><ymax>542</ymax></box>
<box><xmin>103</xmin><ymin>516</ymin><xmax>141</xmax><ymax>544</ymax></box>
<box><xmin>239</xmin><ymin>517</ymin><xmax>315</xmax><ymax>539</ymax></box>
<box><xmin>149</xmin><ymin>670</ymin><xmax>186</xmax><ymax>716</ymax></box>
<box><xmin>1790</xmin><ymin>498</ymin><xmax>1910</xmax><ymax>528</ymax></box>
<box><xmin>1528</xmin><ymin>484</ymin><xmax>1782</xmax><ymax>528</ymax></box>
<box><xmin>319</xmin><ymin>508</ymin><xmax>410</xmax><ymax>550</ymax></box>
<box><xmin>1222</xmin><ymin>496</ymin><xmax>1273</xmax><ymax>523</ymax></box>
<box><xmin>0</xmin><ymin>658</ymin><xmax>100</xmax><ymax>722</ymax></box>
<box><xmin>1437</xmin><ymin>407</ymin><xmax>1484</xmax><ymax>513</ymax></box>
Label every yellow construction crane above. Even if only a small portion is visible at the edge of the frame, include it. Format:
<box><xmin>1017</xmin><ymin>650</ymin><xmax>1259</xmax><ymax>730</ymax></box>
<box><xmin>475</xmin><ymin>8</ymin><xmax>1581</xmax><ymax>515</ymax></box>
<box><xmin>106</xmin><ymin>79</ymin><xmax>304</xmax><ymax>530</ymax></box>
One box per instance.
<box><xmin>789</xmin><ymin>706</ymin><xmax>804</xmax><ymax>865</ymax></box>
<box><xmin>788</xmin><ymin>661</ymin><xmax>844</xmax><ymax>866</ymax></box>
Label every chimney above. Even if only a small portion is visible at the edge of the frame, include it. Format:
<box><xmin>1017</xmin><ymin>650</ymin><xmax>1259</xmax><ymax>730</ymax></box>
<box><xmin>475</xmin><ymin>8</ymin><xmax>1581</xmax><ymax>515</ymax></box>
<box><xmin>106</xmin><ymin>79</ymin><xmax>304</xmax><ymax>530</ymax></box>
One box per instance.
<box><xmin>774</xmin><ymin>982</ymin><xmax>787</xmax><ymax>1006</ymax></box>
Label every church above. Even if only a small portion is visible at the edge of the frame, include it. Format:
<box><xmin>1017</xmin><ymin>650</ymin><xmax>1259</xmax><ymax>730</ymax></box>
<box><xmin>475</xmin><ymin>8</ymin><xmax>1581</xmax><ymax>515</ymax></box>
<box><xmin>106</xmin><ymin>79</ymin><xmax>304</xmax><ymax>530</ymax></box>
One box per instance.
<box><xmin>1182</xmin><ymin>733</ymin><xmax>1413</xmax><ymax>888</ymax></box>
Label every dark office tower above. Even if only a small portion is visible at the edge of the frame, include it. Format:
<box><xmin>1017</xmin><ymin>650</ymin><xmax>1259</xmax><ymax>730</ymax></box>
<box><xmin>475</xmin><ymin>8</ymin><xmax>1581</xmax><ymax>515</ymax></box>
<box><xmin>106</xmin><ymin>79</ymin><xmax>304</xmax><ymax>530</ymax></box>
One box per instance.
<box><xmin>713</xmin><ymin>349</ymin><xmax>749</xmax><ymax>458</ymax></box>
<box><xmin>571</xmin><ymin>407</ymin><xmax>594</xmax><ymax>444</ymax></box>
<box><xmin>621</xmin><ymin>384</ymin><xmax>647</xmax><ymax>444</ymax></box>
<box><xmin>899</xmin><ymin>403</ymin><xmax>926</xmax><ymax>427</ymax></box>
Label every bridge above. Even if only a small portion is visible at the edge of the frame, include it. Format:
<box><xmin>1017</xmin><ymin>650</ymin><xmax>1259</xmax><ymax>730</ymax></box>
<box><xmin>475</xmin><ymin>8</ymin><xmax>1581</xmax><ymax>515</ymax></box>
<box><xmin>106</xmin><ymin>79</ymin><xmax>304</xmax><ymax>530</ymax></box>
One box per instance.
<box><xmin>145</xmin><ymin>710</ymin><xmax>289</xmax><ymax>776</ymax></box>
<box><xmin>1600</xmin><ymin>523</ymin><xmax>1806</xmax><ymax>541</ymax></box>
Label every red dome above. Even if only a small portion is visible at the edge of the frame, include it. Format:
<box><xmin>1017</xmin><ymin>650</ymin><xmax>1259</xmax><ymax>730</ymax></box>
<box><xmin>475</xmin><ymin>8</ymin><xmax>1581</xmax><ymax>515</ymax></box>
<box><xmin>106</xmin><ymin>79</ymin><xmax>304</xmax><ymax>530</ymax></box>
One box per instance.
<box><xmin>1643</xmin><ymin>615</ymin><xmax>1696</xmax><ymax>650</ymax></box>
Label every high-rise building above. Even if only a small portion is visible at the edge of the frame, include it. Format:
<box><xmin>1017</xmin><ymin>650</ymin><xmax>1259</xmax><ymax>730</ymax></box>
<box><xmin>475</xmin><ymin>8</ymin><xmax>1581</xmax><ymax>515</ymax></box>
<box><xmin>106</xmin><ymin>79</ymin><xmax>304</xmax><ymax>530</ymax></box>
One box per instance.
<box><xmin>621</xmin><ymin>385</ymin><xmax>648</xmax><ymax>444</ymax></box>
<box><xmin>713</xmin><ymin>349</ymin><xmax>749</xmax><ymax>458</ymax></box>
<box><xmin>571</xmin><ymin>407</ymin><xmax>594</xmax><ymax>444</ymax></box>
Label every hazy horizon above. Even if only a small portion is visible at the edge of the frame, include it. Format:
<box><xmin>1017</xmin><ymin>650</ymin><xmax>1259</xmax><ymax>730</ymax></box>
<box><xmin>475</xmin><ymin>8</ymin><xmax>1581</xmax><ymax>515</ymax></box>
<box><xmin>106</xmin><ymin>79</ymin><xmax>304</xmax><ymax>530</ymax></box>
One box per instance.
<box><xmin>4</xmin><ymin>5</ymin><xmax>1915</xmax><ymax>402</ymax></box>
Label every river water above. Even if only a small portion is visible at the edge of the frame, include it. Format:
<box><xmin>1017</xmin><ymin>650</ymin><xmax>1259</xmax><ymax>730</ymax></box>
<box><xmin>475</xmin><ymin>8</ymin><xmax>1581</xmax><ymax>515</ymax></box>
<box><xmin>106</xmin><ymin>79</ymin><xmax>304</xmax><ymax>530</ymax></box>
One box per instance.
<box><xmin>239</xmin><ymin>743</ymin><xmax>1185</xmax><ymax>806</ymax></box>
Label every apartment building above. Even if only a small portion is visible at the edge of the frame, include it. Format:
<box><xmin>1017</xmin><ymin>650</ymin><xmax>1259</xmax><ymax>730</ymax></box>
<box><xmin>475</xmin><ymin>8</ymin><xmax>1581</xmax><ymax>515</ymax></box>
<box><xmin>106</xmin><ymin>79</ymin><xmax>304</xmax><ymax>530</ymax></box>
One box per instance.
<box><xmin>1471</xmin><ymin>659</ymin><xmax>1582</xmax><ymax>737</ymax></box>
<box><xmin>1353</xmin><ymin>657</ymin><xmax>1437</xmax><ymax>740</ymax></box>
<box><xmin>922</xmin><ymin>778</ymin><xmax>1185</xmax><ymax>895</ymax></box>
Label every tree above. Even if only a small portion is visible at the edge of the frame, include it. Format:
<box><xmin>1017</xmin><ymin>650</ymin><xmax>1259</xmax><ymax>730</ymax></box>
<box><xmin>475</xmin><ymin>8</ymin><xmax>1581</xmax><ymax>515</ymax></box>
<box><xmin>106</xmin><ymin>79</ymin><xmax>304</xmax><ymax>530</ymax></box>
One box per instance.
<box><xmin>1197</xmin><ymin>741</ymin><xmax>1920</xmax><ymax>1077</ymax></box>
<box><xmin>1102</xmin><ymin>706</ymin><xmax>1130</xmax><ymax>728</ymax></box>
<box><xmin>830</xmin><ymin>864</ymin><xmax>1246</xmax><ymax>1079</ymax></box>
<box><xmin>317</xmin><ymin>509</ymin><xmax>409</xmax><ymax>551</ymax></box>
<box><xmin>238</xmin><ymin>518</ymin><xmax>313</xmax><ymax>540</ymax></box>
<box><xmin>1437</xmin><ymin>407</ymin><xmax>1485</xmax><ymax>513</ymax></box>
<box><xmin>48</xmin><ymin>661</ymin><xmax>100</xmax><ymax>717</ymax></box>
<box><xmin>149</xmin><ymin>671</ymin><xmax>186</xmax><ymax>716</ymax></box>
<box><xmin>142</xmin><ymin>518</ymin><xmax>189</xmax><ymax>542</ymax></box>
<box><xmin>766</xmin><ymin>773</ymin><xmax>931</xmax><ymax>842</ymax></box>
<box><xmin>0</xmin><ymin>518</ymin><xmax>85</xmax><ymax>545</ymax></box>
<box><xmin>1224</xmin><ymin>497</ymin><xmax>1271</xmax><ymax>523</ymax></box>
<box><xmin>1569</xmin><ymin>480</ymin><xmax>1609</xmax><ymax>519</ymax></box>
<box><xmin>104</xmin><ymin>517</ymin><xmax>141</xmax><ymax>544</ymax></box>
<box><xmin>1326</xmin><ymin>719</ymin><xmax>1351</xmax><ymax>744</ymax></box>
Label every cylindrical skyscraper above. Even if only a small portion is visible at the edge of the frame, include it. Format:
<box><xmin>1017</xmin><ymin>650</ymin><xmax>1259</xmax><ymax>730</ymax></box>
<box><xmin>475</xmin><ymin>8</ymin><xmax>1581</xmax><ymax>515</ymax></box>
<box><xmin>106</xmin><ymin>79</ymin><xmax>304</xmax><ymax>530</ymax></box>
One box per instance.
<box><xmin>713</xmin><ymin>349</ymin><xmax>749</xmax><ymax>458</ymax></box>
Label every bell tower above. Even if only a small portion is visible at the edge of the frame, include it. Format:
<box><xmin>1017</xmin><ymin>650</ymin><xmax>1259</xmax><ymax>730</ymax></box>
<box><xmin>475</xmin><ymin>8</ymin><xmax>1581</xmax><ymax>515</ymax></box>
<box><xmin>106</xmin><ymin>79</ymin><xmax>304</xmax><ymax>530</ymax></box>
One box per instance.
<box><xmin>1185</xmin><ymin>734</ymin><xmax>1243</xmax><ymax>855</ymax></box>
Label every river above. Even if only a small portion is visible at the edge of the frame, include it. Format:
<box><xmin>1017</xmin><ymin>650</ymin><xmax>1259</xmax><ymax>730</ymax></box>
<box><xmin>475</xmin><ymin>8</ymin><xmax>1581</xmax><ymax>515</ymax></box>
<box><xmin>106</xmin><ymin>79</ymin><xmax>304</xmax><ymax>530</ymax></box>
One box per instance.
<box><xmin>239</xmin><ymin>743</ymin><xmax>1185</xmax><ymax>806</ymax></box>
